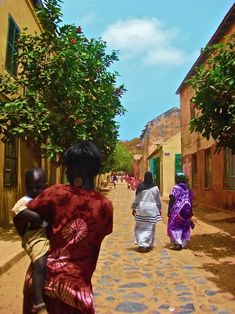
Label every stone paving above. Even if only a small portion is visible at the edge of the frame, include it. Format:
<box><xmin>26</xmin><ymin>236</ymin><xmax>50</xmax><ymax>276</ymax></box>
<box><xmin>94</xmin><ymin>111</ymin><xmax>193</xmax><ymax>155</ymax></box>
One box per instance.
<box><xmin>92</xmin><ymin>183</ymin><xmax>235</xmax><ymax>314</ymax></box>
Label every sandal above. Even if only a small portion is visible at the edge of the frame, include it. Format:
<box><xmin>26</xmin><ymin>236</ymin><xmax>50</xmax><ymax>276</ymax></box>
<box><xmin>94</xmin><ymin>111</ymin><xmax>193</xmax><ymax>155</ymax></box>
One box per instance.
<box><xmin>32</xmin><ymin>302</ymin><xmax>48</xmax><ymax>314</ymax></box>
<box><xmin>170</xmin><ymin>243</ymin><xmax>182</xmax><ymax>250</ymax></box>
<box><xmin>137</xmin><ymin>246</ymin><xmax>148</xmax><ymax>253</ymax></box>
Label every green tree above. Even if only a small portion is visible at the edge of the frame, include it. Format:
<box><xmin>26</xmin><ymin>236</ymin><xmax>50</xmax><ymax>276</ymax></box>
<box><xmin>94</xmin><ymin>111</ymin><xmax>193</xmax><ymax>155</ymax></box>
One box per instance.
<box><xmin>112</xmin><ymin>142</ymin><xmax>133</xmax><ymax>174</ymax></box>
<box><xmin>0</xmin><ymin>0</ymin><xmax>126</xmax><ymax>168</ymax></box>
<box><xmin>188</xmin><ymin>34</ymin><xmax>235</xmax><ymax>153</ymax></box>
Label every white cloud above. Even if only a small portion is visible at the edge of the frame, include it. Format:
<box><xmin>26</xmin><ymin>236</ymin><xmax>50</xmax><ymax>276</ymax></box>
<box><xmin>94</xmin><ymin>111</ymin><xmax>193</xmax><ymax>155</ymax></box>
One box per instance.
<box><xmin>79</xmin><ymin>12</ymin><xmax>98</xmax><ymax>27</ymax></box>
<box><xmin>144</xmin><ymin>48</ymin><xmax>189</xmax><ymax>66</ymax></box>
<box><xmin>102</xmin><ymin>17</ymin><xmax>192</xmax><ymax>66</ymax></box>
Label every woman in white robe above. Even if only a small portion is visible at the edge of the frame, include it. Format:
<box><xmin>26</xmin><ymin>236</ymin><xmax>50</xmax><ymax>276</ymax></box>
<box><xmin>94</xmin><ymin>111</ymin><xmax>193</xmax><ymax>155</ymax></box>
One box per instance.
<box><xmin>132</xmin><ymin>171</ymin><xmax>162</xmax><ymax>252</ymax></box>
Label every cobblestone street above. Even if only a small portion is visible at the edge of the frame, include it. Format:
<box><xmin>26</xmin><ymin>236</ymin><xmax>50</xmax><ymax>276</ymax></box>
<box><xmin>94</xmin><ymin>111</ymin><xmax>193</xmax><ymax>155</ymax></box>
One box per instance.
<box><xmin>0</xmin><ymin>1</ymin><xmax>235</xmax><ymax>313</ymax></box>
<box><xmin>0</xmin><ymin>182</ymin><xmax>234</xmax><ymax>314</ymax></box>
<box><xmin>92</xmin><ymin>183</ymin><xmax>235</xmax><ymax>314</ymax></box>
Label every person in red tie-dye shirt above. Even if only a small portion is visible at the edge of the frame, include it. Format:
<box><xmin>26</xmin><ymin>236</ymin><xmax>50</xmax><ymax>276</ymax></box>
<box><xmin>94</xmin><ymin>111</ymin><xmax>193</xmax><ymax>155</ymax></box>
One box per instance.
<box><xmin>23</xmin><ymin>141</ymin><xmax>113</xmax><ymax>314</ymax></box>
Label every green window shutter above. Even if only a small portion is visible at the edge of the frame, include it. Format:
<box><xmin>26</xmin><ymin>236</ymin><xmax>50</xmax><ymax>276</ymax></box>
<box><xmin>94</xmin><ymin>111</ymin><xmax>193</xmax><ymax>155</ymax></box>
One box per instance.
<box><xmin>5</xmin><ymin>16</ymin><xmax>20</xmax><ymax>76</ymax></box>
<box><xmin>175</xmin><ymin>154</ymin><xmax>182</xmax><ymax>174</ymax></box>
<box><xmin>149</xmin><ymin>158</ymin><xmax>160</xmax><ymax>189</ymax></box>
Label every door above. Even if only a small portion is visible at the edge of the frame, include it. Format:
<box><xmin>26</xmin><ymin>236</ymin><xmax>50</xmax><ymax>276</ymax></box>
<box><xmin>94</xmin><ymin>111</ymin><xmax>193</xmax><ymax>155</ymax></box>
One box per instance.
<box><xmin>175</xmin><ymin>154</ymin><xmax>182</xmax><ymax>174</ymax></box>
<box><xmin>150</xmin><ymin>157</ymin><xmax>160</xmax><ymax>189</ymax></box>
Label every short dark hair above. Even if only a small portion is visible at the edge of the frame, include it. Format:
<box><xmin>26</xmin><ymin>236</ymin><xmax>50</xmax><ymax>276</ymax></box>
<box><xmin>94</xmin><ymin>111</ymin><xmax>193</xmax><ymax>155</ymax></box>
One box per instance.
<box><xmin>63</xmin><ymin>141</ymin><xmax>101</xmax><ymax>184</ymax></box>
<box><xmin>25</xmin><ymin>167</ymin><xmax>46</xmax><ymax>190</ymax></box>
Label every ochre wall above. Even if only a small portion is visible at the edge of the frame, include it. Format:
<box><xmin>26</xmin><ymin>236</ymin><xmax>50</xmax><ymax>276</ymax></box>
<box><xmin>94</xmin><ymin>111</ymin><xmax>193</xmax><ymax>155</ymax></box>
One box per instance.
<box><xmin>162</xmin><ymin>132</ymin><xmax>181</xmax><ymax>197</ymax></box>
<box><xmin>183</xmin><ymin>144</ymin><xmax>235</xmax><ymax>210</ymax></box>
<box><xmin>0</xmin><ymin>0</ymin><xmax>43</xmax><ymax>75</ymax></box>
<box><xmin>149</xmin><ymin>132</ymin><xmax>181</xmax><ymax>197</ymax></box>
<box><xmin>179</xmin><ymin>18</ymin><xmax>235</xmax><ymax>211</ymax></box>
<box><xmin>0</xmin><ymin>0</ymin><xmax>43</xmax><ymax>226</ymax></box>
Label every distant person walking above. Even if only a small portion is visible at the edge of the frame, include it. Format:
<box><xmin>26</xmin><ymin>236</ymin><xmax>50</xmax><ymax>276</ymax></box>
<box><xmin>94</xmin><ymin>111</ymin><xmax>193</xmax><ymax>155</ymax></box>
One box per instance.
<box><xmin>112</xmin><ymin>174</ymin><xmax>117</xmax><ymax>188</ymax></box>
<box><xmin>167</xmin><ymin>172</ymin><xmax>193</xmax><ymax>250</ymax></box>
<box><xmin>131</xmin><ymin>171</ymin><xmax>162</xmax><ymax>252</ymax></box>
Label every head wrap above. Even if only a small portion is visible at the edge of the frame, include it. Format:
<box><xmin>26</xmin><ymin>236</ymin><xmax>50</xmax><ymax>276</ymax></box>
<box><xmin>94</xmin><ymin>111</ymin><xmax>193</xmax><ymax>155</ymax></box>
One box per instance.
<box><xmin>136</xmin><ymin>171</ymin><xmax>156</xmax><ymax>194</ymax></box>
<box><xmin>175</xmin><ymin>172</ymin><xmax>191</xmax><ymax>190</ymax></box>
<box><xmin>175</xmin><ymin>172</ymin><xmax>187</xmax><ymax>183</ymax></box>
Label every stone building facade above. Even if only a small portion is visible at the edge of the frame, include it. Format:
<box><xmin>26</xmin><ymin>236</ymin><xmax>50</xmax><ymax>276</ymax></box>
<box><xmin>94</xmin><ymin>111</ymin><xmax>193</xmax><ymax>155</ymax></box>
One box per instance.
<box><xmin>176</xmin><ymin>4</ymin><xmax>235</xmax><ymax>210</ymax></box>
<box><xmin>138</xmin><ymin>107</ymin><xmax>181</xmax><ymax>194</ymax></box>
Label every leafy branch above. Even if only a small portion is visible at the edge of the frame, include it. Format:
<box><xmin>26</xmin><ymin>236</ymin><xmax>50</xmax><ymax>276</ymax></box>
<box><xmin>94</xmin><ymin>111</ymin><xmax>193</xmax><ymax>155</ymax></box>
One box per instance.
<box><xmin>187</xmin><ymin>34</ymin><xmax>235</xmax><ymax>153</ymax></box>
<box><xmin>0</xmin><ymin>0</ymin><xmax>126</xmax><ymax>169</ymax></box>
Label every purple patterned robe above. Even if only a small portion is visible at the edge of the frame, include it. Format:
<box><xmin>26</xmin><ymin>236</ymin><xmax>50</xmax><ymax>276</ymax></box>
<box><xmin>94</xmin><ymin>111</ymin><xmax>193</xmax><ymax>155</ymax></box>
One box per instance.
<box><xmin>167</xmin><ymin>183</ymin><xmax>193</xmax><ymax>243</ymax></box>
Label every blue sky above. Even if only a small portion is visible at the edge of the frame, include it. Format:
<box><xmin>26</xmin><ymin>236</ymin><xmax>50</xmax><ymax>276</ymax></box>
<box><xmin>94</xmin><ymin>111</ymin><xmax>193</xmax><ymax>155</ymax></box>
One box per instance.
<box><xmin>60</xmin><ymin>0</ymin><xmax>234</xmax><ymax>141</ymax></box>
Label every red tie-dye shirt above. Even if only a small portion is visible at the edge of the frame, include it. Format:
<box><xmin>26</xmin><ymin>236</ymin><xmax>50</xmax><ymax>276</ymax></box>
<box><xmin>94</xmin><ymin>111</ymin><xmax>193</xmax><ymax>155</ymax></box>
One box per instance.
<box><xmin>26</xmin><ymin>184</ymin><xmax>113</xmax><ymax>314</ymax></box>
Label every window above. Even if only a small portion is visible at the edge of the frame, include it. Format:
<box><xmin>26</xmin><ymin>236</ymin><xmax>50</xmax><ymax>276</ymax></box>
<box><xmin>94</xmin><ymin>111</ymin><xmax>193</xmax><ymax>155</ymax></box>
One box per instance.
<box><xmin>205</xmin><ymin>148</ymin><xmax>212</xmax><ymax>188</ymax></box>
<box><xmin>192</xmin><ymin>153</ymin><xmax>198</xmax><ymax>187</ymax></box>
<box><xmin>5</xmin><ymin>16</ymin><xmax>20</xmax><ymax>76</ymax></box>
<box><xmin>225</xmin><ymin>148</ymin><xmax>235</xmax><ymax>190</ymax></box>
<box><xmin>4</xmin><ymin>141</ymin><xmax>18</xmax><ymax>187</ymax></box>
<box><xmin>190</xmin><ymin>103</ymin><xmax>195</xmax><ymax>119</ymax></box>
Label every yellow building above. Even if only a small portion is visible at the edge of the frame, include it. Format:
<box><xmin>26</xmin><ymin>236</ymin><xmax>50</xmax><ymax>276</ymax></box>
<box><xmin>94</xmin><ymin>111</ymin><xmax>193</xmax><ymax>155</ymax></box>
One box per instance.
<box><xmin>147</xmin><ymin>132</ymin><xmax>181</xmax><ymax>197</ymax></box>
<box><xmin>138</xmin><ymin>107</ymin><xmax>181</xmax><ymax>190</ymax></box>
<box><xmin>0</xmin><ymin>0</ymin><xmax>60</xmax><ymax>226</ymax></box>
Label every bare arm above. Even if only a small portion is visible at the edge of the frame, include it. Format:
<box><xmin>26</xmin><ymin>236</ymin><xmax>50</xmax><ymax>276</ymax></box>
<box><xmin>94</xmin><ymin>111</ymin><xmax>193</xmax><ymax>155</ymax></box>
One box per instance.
<box><xmin>168</xmin><ymin>195</ymin><xmax>175</xmax><ymax>217</ymax></box>
<box><xmin>13</xmin><ymin>208</ymin><xmax>42</xmax><ymax>236</ymax></box>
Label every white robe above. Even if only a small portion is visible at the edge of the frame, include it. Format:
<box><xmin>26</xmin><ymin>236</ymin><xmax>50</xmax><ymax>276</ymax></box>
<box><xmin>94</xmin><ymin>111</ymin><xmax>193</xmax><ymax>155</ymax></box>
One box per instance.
<box><xmin>132</xmin><ymin>186</ymin><xmax>162</xmax><ymax>248</ymax></box>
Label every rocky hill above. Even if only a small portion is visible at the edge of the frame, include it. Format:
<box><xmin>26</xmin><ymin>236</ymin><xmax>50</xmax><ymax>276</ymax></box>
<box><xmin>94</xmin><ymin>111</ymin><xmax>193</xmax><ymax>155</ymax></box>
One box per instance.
<box><xmin>120</xmin><ymin>138</ymin><xmax>142</xmax><ymax>155</ymax></box>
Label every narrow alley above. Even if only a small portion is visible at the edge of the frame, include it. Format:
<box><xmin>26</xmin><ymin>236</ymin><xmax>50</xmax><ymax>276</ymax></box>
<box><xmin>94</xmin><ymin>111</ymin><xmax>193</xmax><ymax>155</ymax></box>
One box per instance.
<box><xmin>0</xmin><ymin>182</ymin><xmax>234</xmax><ymax>314</ymax></box>
<box><xmin>92</xmin><ymin>182</ymin><xmax>235</xmax><ymax>313</ymax></box>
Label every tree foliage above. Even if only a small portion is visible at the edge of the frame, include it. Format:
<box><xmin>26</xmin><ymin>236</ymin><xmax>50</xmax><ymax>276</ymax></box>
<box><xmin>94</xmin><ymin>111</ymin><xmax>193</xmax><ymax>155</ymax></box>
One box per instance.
<box><xmin>187</xmin><ymin>34</ymin><xmax>235</xmax><ymax>153</ymax></box>
<box><xmin>112</xmin><ymin>142</ymin><xmax>133</xmax><ymax>174</ymax></box>
<box><xmin>0</xmin><ymin>0</ymin><xmax>126</xmax><ymax>168</ymax></box>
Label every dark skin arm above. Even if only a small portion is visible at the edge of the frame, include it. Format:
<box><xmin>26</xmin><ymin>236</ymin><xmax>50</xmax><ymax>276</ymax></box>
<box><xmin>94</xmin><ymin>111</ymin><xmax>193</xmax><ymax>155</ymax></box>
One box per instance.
<box><xmin>167</xmin><ymin>195</ymin><xmax>176</xmax><ymax>217</ymax></box>
<box><xmin>13</xmin><ymin>208</ymin><xmax>42</xmax><ymax>237</ymax></box>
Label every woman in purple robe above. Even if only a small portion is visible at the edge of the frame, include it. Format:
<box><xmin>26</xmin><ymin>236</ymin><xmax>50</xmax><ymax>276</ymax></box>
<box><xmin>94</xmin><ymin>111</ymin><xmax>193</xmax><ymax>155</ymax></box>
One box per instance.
<box><xmin>167</xmin><ymin>172</ymin><xmax>193</xmax><ymax>250</ymax></box>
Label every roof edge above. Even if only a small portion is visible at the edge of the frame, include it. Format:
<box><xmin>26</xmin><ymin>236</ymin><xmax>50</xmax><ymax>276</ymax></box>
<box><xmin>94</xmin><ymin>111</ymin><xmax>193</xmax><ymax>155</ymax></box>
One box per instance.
<box><xmin>176</xmin><ymin>3</ymin><xmax>235</xmax><ymax>95</ymax></box>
